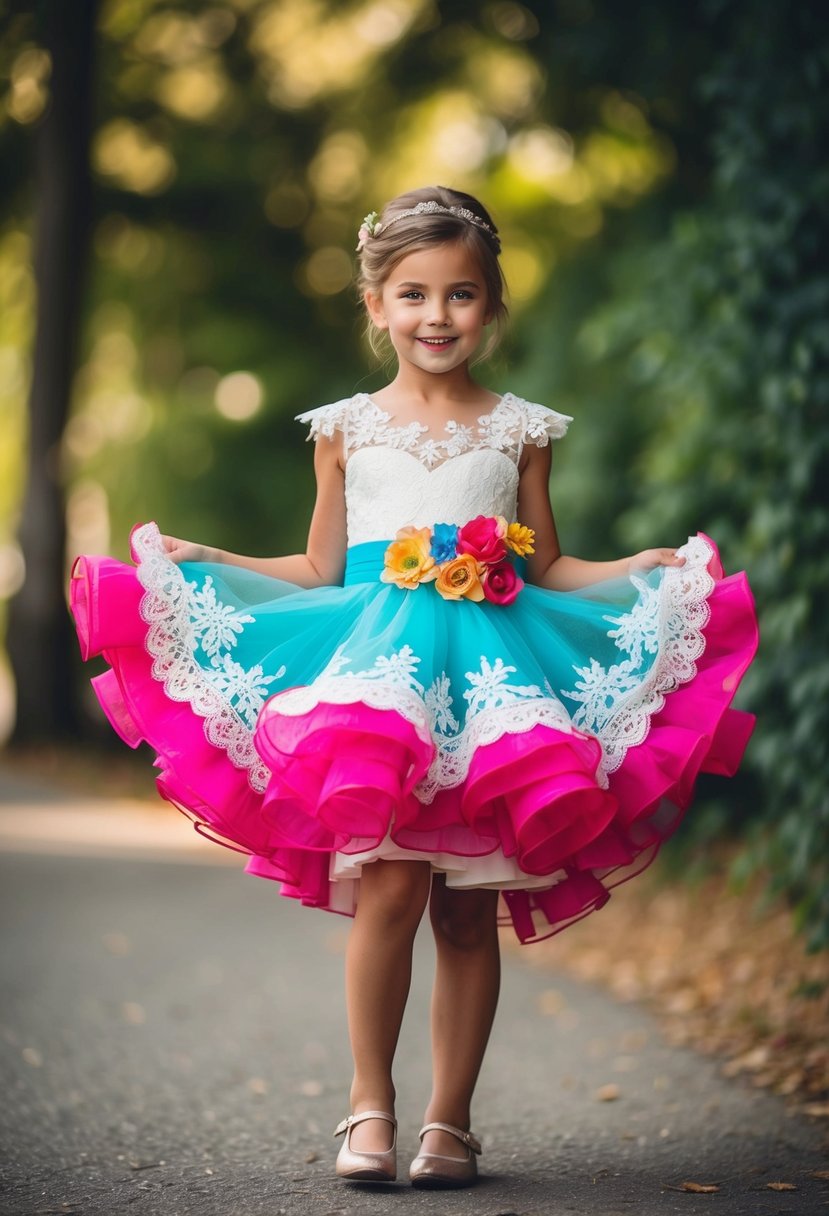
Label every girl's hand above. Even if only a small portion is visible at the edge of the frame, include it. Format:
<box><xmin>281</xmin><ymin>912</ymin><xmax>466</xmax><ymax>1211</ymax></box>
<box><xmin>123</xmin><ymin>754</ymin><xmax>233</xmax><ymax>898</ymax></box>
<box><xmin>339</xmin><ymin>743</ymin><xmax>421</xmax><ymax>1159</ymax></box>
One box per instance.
<box><xmin>628</xmin><ymin>547</ymin><xmax>686</xmax><ymax>575</ymax></box>
<box><xmin>160</xmin><ymin>534</ymin><xmax>220</xmax><ymax>565</ymax></box>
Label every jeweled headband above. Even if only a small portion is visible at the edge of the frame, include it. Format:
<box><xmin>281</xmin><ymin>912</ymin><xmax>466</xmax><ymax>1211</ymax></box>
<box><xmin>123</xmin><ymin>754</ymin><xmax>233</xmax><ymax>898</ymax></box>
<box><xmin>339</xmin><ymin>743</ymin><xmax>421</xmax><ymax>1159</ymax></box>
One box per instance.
<box><xmin>356</xmin><ymin>201</ymin><xmax>501</xmax><ymax>253</ymax></box>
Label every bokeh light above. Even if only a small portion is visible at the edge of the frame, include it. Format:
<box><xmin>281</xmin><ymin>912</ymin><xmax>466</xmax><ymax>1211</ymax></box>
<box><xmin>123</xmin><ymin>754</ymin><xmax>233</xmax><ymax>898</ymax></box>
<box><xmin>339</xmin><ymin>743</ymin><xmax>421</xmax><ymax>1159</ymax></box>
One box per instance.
<box><xmin>214</xmin><ymin>372</ymin><xmax>264</xmax><ymax>421</ymax></box>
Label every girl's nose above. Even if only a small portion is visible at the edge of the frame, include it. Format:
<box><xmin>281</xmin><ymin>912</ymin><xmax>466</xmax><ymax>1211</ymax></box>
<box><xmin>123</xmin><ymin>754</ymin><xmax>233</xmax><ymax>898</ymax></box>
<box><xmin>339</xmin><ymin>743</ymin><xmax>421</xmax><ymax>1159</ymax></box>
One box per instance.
<box><xmin>428</xmin><ymin>306</ymin><xmax>450</xmax><ymax>327</ymax></box>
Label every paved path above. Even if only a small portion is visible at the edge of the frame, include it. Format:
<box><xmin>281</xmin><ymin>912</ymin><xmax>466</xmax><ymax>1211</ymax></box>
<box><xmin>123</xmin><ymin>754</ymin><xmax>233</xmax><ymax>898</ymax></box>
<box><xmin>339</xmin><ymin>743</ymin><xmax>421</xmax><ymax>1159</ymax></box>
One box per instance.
<box><xmin>0</xmin><ymin>782</ymin><xmax>826</xmax><ymax>1214</ymax></box>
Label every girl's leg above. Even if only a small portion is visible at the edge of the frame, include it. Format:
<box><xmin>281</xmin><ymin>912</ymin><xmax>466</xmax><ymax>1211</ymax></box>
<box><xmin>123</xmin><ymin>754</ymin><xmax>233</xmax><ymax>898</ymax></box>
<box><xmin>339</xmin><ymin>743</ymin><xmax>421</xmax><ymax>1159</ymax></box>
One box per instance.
<box><xmin>345</xmin><ymin>857</ymin><xmax>432</xmax><ymax>1152</ymax></box>
<box><xmin>421</xmin><ymin>877</ymin><xmax>501</xmax><ymax>1158</ymax></box>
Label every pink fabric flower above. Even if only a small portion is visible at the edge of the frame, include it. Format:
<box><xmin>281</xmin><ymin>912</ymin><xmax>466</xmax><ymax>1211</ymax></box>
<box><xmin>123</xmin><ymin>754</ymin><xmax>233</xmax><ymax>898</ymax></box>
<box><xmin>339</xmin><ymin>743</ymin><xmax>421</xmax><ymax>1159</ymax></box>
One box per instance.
<box><xmin>457</xmin><ymin>515</ymin><xmax>507</xmax><ymax>564</ymax></box>
<box><xmin>481</xmin><ymin>559</ymin><xmax>523</xmax><ymax>605</ymax></box>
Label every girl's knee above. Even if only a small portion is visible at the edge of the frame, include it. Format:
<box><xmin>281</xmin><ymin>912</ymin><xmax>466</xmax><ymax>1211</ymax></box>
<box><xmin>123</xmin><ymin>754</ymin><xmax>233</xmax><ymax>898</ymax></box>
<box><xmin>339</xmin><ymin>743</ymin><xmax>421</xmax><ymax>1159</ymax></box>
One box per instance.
<box><xmin>431</xmin><ymin>888</ymin><xmax>499</xmax><ymax>951</ymax></box>
<box><xmin>358</xmin><ymin>859</ymin><xmax>431</xmax><ymax>927</ymax></box>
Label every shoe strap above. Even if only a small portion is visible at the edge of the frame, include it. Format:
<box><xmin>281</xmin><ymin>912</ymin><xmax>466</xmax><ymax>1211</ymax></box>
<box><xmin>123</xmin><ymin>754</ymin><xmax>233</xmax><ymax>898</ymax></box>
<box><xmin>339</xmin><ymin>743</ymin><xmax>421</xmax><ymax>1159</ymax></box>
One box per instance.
<box><xmin>334</xmin><ymin>1110</ymin><xmax>397</xmax><ymax>1138</ymax></box>
<box><xmin>418</xmin><ymin>1121</ymin><xmax>482</xmax><ymax>1154</ymax></box>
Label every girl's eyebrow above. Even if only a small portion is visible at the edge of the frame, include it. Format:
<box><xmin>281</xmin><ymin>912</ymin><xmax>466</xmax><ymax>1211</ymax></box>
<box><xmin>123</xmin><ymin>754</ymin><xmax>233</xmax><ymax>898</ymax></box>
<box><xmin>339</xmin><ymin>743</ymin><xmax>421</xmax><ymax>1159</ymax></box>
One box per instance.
<box><xmin>396</xmin><ymin>279</ymin><xmax>481</xmax><ymax>289</ymax></box>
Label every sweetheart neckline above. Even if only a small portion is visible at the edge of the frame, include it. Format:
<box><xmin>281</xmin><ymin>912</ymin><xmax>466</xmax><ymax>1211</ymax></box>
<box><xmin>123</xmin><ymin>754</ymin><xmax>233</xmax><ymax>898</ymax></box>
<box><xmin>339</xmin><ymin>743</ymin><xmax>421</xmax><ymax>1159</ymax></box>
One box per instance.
<box><xmin>344</xmin><ymin>444</ymin><xmax>520</xmax><ymax>476</ymax></box>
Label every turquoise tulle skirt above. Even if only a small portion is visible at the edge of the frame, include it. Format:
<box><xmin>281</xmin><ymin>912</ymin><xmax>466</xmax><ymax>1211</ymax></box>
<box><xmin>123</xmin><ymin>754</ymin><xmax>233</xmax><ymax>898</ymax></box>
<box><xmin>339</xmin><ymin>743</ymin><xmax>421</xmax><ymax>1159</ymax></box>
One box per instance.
<box><xmin>70</xmin><ymin>523</ymin><xmax>758</xmax><ymax>942</ymax></box>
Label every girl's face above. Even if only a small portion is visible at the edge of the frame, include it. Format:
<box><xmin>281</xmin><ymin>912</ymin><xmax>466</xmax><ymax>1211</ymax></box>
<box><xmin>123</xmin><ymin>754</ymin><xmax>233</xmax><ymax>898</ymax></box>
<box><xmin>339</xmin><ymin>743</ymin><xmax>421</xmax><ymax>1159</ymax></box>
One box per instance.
<box><xmin>364</xmin><ymin>242</ymin><xmax>492</xmax><ymax>378</ymax></box>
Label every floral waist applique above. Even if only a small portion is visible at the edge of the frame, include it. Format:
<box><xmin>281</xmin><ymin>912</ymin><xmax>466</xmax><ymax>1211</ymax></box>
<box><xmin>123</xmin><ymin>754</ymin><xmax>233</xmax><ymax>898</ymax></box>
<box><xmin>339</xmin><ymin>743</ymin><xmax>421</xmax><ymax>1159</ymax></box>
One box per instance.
<box><xmin>381</xmin><ymin>515</ymin><xmax>535</xmax><ymax>605</ymax></box>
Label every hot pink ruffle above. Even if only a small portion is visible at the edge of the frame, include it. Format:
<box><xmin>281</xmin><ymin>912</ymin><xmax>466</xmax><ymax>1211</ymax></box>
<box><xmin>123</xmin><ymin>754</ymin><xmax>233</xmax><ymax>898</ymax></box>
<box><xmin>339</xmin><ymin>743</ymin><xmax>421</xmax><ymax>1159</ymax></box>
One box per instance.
<box><xmin>70</xmin><ymin>536</ymin><xmax>758</xmax><ymax>944</ymax></box>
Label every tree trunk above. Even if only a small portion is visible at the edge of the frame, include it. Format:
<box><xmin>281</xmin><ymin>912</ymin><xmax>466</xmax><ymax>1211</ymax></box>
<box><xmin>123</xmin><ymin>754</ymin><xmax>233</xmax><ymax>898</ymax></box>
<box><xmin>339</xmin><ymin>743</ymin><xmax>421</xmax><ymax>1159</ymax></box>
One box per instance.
<box><xmin>6</xmin><ymin>0</ymin><xmax>97</xmax><ymax>742</ymax></box>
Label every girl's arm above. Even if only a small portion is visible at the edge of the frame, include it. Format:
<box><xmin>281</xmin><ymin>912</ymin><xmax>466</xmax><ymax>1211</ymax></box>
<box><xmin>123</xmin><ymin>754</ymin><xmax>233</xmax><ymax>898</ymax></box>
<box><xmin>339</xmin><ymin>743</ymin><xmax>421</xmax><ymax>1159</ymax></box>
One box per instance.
<box><xmin>517</xmin><ymin>442</ymin><xmax>685</xmax><ymax>591</ymax></box>
<box><xmin>162</xmin><ymin>433</ymin><xmax>347</xmax><ymax>588</ymax></box>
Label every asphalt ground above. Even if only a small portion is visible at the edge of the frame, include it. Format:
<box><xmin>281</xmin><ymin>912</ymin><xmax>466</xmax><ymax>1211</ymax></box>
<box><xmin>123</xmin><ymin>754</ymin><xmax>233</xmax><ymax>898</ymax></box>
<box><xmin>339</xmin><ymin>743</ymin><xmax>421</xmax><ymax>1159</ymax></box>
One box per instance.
<box><xmin>0</xmin><ymin>782</ymin><xmax>827</xmax><ymax>1215</ymax></box>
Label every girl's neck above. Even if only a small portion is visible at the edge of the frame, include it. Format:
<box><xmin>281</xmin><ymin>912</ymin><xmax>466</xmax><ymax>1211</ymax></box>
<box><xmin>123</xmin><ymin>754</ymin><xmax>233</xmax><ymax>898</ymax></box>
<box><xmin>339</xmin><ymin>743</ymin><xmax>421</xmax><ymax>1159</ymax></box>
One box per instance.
<box><xmin>372</xmin><ymin>364</ymin><xmax>497</xmax><ymax>412</ymax></box>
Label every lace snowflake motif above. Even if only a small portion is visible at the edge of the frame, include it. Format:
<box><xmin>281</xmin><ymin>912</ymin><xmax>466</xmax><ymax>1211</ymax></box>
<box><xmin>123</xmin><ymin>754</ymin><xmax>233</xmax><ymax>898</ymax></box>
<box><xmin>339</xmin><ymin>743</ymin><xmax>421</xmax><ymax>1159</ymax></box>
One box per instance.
<box><xmin>463</xmin><ymin>656</ymin><xmax>543</xmax><ymax>715</ymax></box>
<box><xmin>189</xmin><ymin>575</ymin><xmax>254</xmax><ymax>658</ymax></box>
<box><xmin>296</xmin><ymin>393</ymin><xmax>572</xmax><ymax>469</ymax></box>
<box><xmin>424</xmin><ymin>673</ymin><xmax>460</xmax><ymax>735</ymax></box>
<box><xmin>603</xmin><ymin>574</ymin><xmax>661</xmax><ymax>666</ymax></box>
<box><xmin>347</xmin><ymin>645</ymin><xmax>424</xmax><ymax>693</ymax></box>
<box><xmin>563</xmin><ymin>657</ymin><xmax>643</xmax><ymax>734</ymax></box>
<box><xmin>207</xmin><ymin>653</ymin><xmax>284</xmax><ymax>728</ymax></box>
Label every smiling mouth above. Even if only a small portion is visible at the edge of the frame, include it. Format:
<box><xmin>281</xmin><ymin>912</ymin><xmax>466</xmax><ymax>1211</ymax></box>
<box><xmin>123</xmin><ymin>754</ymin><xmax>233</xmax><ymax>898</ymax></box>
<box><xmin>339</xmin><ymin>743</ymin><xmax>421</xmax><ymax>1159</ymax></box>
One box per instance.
<box><xmin>417</xmin><ymin>336</ymin><xmax>458</xmax><ymax>348</ymax></box>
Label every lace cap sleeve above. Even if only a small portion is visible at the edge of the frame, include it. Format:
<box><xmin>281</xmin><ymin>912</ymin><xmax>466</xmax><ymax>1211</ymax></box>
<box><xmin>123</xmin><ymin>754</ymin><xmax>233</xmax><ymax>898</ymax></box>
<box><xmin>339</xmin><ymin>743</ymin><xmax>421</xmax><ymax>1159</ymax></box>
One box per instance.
<box><xmin>520</xmin><ymin>399</ymin><xmax>573</xmax><ymax>447</ymax></box>
<box><xmin>295</xmin><ymin>398</ymin><xmax>352</xmax><ymax>442</ymax></box>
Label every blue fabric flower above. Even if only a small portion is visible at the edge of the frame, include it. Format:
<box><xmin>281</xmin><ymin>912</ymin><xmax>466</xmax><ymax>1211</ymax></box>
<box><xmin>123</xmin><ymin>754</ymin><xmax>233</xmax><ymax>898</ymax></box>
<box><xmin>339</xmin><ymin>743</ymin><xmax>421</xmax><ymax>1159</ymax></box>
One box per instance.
<box><xmin>431</xmin><ymin>523</ymin><xmax>459</xmax><ymax>563</ymax></box>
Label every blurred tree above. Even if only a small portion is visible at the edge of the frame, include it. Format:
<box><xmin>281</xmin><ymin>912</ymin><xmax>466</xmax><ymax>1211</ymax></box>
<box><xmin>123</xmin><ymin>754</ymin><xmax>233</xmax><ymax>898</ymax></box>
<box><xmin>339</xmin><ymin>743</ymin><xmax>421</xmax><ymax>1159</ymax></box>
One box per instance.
<box><xmin>5</xmin><ymin>0</ymin><xmax>97</xmax><ymax>740</ymax></box>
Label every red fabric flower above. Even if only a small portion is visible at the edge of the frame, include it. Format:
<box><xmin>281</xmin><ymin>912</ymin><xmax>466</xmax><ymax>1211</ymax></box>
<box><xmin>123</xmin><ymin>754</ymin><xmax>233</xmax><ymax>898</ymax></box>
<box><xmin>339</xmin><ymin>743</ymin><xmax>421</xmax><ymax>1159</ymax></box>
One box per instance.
<box><xmin>457</xmin><ymin>515</ymin><xmax>507</xmax><ymax>564</ymax></box>
<box><xmin>481</xmin><ymin>559</ymin><xmax>523</xmax><ymax>605</ymax></box>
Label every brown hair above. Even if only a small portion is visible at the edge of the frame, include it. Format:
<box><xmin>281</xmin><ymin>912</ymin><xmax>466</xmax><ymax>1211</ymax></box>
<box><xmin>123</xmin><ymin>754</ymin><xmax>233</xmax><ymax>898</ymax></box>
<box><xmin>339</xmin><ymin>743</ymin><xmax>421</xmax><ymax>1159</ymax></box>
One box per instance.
<box><xmin>356</xmin><ymin>185</ymin><xmax>508</xmax><ymax>364</ymax></box>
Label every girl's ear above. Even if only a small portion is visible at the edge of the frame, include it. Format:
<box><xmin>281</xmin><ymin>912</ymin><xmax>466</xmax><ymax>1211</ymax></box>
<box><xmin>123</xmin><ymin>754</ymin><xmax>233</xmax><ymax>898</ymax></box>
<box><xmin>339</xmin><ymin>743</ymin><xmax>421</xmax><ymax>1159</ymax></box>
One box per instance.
<box><xmin>364</xmin><ymin>289</ymin><xmax>388</xmax><ymax>330</ymax></box>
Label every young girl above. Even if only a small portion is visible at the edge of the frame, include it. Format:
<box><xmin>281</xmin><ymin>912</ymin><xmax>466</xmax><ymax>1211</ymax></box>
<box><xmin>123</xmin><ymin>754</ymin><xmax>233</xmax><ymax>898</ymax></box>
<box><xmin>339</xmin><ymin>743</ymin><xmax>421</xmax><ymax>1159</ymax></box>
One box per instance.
<box><xmin>70</xmin><ymin>185</ymin><xmax>758</xmax><ymax>1189</ymax></box>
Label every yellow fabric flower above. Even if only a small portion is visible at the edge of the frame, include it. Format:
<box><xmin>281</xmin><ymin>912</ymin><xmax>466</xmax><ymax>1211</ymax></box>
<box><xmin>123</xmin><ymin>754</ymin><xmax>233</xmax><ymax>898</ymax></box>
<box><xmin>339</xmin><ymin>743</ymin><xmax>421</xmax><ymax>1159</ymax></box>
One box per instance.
<box><xmin>505</xmin><ymin>522</ymin><xmax>535</xmax><ymax>556</ymax></box>
<box><xmin>380</xmin><ymin>526</ymin><xmax>437</xmax><ymax>589</ymax></box>
<box><xmin>434</xmin><ymin>554</ymin><xmax>485</xmax><ymax>602</ymax></box>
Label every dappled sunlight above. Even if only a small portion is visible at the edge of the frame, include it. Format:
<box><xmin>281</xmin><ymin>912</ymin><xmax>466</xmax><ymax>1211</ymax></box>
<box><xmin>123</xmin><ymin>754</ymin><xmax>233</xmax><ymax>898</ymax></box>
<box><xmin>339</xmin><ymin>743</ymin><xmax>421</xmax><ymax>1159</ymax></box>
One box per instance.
<box><xmin>250</xmin><ymin>0</ymin><xmax>433</xmax><ymax>108</ymax></box>
<box><xmin>64</xmin><ymin>309</ymin><xmax>152</xmax><ymax>467</ymax></box>
<box><xmin>155</xmin><ymin>55</ymin><xmax>234</xmax><ymax>123</ymax></box>
<box><xmin>66</xmin><ymin>479</ymin><xmax>111</xmax><ymax>561</ymax></box>
<box><xmin>500</xmin><ymin>243</ymin><xmax>546</xmax><ymax>302</ymax></box>
<box><xmin>298</xmin><ymin>245</ymin><xmax>354</xmax><ymax>297</ymax></box>
<box><xmin>93</xmin><ymin>118</ymin><xmax>176</xmax><ymax>195</ymax></box>
<box><xmin>0</xmin><ymin>231</ymin><xmax>33</xmax><ymax>539</ymax></box>
<box><xmin>308</xmin><ymin>131</ymin><xmax>369</xmax><ymax>205</ymax></box>
<box><xmin>214</xmin><ymin>371</ymin><xmax>264</xmax><ymax>421</ymax></box>
<box><xmin>4</xmin><ymin>47</ymin><xmax>51</xmax><ymax>126</ymax></box>
<box><xmin>462</xmin><ymin>41</ymin><xmax>544</xmax><ymax>120</ymax></box>
<box><xmin>132</xmin><ymin>7</ymin><xmax>237</xmax><ymax>63</ymax></box>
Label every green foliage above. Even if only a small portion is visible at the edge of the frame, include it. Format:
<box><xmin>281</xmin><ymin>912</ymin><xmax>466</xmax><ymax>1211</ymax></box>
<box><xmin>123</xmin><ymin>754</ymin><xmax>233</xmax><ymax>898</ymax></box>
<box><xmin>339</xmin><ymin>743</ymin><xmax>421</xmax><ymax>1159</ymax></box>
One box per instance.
<box><xmin>524</xmin><ymin>2</ymin><xmax>829</xmax><ymax>947</ymax></box>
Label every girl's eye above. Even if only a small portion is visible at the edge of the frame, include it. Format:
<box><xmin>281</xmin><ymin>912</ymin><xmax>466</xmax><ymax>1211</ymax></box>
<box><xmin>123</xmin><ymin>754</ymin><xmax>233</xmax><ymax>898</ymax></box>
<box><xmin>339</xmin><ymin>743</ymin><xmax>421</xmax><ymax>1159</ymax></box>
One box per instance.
<box><xmin>401</xmin><ymin>290</ymin><xmax>423</xmax><ymax>300</ymax></box>
<box><xmin>450</xmin><ymin>290</ymin><xmax>473</xmax><ymax>300</ymax></box>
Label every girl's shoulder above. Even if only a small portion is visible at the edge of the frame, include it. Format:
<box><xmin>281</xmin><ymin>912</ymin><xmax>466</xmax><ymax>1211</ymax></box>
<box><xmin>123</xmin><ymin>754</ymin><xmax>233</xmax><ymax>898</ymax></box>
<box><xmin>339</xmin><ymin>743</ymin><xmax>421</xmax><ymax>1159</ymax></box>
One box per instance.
<box><xmin>295</xmin><ymin>391</ymin><xmax>572</xmax><ymax>449</ymax></box>
<box><xmin>495</xmin><ymin>392</ymin><xmax>573</xmax><ymax>447</ymax></box>
<box><xmin>295</xmin><ymin>393</ymin><xmax>388</xmax><ymax>443</ymax></box>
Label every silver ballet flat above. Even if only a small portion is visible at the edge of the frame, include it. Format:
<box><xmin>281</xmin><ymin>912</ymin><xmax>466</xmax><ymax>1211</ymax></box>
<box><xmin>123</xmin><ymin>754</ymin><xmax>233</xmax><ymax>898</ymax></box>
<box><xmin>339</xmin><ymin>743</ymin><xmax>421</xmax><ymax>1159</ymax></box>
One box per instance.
<box><xmin>334</xmin><ymin>1110</ymin><xmax>397</xmax><ymax>1182</ymax></box>
<box><xmin>409</xmin><ymin>1120</ymin><xmax>482</xmax><ymax>1188</ymax></box>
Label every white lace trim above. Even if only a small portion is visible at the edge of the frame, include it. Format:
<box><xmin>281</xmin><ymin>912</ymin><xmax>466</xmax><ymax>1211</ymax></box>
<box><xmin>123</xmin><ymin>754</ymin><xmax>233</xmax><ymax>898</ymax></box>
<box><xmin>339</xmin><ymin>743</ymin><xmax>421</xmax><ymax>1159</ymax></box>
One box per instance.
<box><xmin>562</xmin><ymin>535</ymin><xmax>715</xmax><ymax>772</ymax></box>
<box><xmin>263</xmin><ymin>670</ymin><xmax>580</xmax><ymax>804</ymax></box>
<box><xmin>295</xmin><ymin>392</ymin><xmax>571</xmax><ymax>468</ymax></box>
<box><xmin>133</xmin><ymin>523</ymin><xmax>271</xmax><ymax>793</ymax></box>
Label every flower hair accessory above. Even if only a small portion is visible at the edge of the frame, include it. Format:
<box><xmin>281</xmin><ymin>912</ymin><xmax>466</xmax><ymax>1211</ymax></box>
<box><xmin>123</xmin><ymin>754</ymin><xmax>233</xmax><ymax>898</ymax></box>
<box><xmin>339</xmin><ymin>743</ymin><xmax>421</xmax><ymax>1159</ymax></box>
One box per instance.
<box><xmin>381</xmin><ymin>516</ymin><xmax>534</xmax><ymax>605</ymax></box>
<box><xmin>356</xmin><ymin>211</ymin><xmax>382</xmax><ymax>251</ymax></box>
<box><xmin>352</xmin><ymin>211</ymin><xmax>381</xmax><ymax>251</ymax></box>
<box><xmin>356</xmin><ymin>201</ymin><xmax>500</xmax><ymax>252</ymax></box>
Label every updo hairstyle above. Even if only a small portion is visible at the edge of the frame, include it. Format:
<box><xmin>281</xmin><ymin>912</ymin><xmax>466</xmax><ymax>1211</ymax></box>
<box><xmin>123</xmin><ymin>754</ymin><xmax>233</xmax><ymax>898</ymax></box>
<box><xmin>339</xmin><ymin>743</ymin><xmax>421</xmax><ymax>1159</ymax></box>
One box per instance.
<box><xmin>357</xmin><ymin>185</ymin><xmax>508</xmax><ymax>363</ymax></box>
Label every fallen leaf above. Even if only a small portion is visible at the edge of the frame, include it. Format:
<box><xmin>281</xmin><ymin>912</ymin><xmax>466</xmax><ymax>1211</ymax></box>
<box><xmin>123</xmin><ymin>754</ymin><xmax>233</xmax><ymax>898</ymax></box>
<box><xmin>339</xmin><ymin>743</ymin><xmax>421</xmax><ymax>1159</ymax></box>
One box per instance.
<box><xmin>801</xmin><ymin>1101</ymin><xmax>829</xmax><ymax>1117</ymax></box>
<box><xmin>766</xmin><ymin>1182</ymin><xmax>797</xmax><ymax>1191</ymax></box>
<box><xmin>811</xmin><ymin>1169</ymin><xmax>829</xmax><ymax>1180</ymax></box>
<box><xmin>679</xmin><ymin>1181</ymin><xmax>721</xmax><ymax>1193</ymax></box>
<box><xmin>595</xmin><ymin>1083</ymin><xmax>620</xmax><ymax>1102</ymax></box>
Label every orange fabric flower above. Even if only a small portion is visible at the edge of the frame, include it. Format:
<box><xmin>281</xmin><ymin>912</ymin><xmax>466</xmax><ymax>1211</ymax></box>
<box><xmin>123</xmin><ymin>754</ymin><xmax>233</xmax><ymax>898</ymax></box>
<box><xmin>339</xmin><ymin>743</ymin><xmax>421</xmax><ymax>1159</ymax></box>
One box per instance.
<box><xmin>380</xmin><ymin>526</ymin><xmax>437</xmax><ymax>590</ymax></box>
<box><xmin>505</xmin><ymin>522</ymin><xmax>535</xmax><ymax>556</ymax></box>
<box><xmin>434</xmin><ymin>554</ymin><xmax>485</xmax><ymax>601</ymax></box>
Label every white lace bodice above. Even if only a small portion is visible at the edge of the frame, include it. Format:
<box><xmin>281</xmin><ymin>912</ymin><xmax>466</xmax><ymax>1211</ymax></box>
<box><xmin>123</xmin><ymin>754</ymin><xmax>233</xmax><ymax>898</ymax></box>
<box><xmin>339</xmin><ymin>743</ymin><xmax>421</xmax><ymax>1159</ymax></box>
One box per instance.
<box><xmin>296</xmin><ymin>392</ymin><xmax>571</xmax><ymax>545</ymax></box>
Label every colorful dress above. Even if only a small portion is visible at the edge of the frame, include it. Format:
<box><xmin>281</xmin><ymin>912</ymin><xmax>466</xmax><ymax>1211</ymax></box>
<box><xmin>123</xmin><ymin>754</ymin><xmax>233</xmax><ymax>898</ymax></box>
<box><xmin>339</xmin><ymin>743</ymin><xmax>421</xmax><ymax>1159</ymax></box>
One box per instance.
<box><xmin>70</xmin><ymin>392</ymin><xmax>758</xmax><ymax>942</ymax></box>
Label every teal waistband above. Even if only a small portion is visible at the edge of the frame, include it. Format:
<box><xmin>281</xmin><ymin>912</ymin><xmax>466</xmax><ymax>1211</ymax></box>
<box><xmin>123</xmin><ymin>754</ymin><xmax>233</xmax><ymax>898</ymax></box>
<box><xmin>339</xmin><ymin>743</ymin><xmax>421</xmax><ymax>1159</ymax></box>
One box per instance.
<box><xmin>344</xmin><ymin>540</ymin><xmax>389</xmax><ymax>585</ymax></box>
<box><xmin>343</xmin><ymin>540</ymin><xmax>528</xmax><ymax>587</ymax></box>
